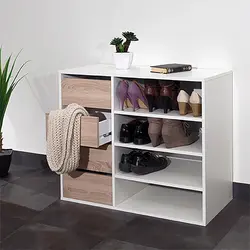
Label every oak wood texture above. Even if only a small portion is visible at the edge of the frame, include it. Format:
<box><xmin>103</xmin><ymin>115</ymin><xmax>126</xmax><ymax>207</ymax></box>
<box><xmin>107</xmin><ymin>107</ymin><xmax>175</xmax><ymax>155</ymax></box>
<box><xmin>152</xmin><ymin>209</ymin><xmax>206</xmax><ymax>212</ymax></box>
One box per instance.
<box><xmin>80</xmin><ymin>116</ymin><xmax>99</xmax><ymax>148</ymax></box>
<box><xmin>63</xmin><ymin>171</ymin><xmax>112</xmax><ymax>205</ymax></box>
<box><xmin>62</xmin><ymin>78</ymin><xmax>111</xmax><ymax>109</ymax></box>
<box><xmin>79</xmin><ymin>144</ymin><xmax>112</xmax><ymax>174</ymax></box>
<box><xmin>46</xmin><ymin>114</ymin><xmax>100</xmax><ymax>148</ymax></box>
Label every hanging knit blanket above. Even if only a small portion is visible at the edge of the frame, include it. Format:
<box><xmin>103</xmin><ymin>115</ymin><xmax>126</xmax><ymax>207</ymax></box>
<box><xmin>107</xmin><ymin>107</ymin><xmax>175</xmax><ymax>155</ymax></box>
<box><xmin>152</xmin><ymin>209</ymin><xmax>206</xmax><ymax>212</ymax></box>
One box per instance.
<box><xmin>46</xmin><ymin>103</ymin><xmax>89</xmax><ymax>174</ymax></box>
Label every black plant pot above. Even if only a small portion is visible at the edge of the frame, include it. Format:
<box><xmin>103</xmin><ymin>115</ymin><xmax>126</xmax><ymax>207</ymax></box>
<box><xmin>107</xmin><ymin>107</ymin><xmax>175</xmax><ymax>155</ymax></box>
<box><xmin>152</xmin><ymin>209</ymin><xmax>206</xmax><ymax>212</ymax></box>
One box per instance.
<box><xmin>0</xmin><ymin>149</ymin><xmax>13</xmax><ymax>177</ymax></box>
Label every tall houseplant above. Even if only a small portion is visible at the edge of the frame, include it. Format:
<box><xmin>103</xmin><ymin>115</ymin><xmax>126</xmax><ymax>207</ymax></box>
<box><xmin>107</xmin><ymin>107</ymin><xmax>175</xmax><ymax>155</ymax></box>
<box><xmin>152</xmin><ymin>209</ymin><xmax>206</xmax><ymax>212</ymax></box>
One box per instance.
<box><xmin>0</xmin><ymin>48</ymin><xmax>28</xmax><ymax>177</ymax></box>
<box><xmin>110</xmin><ymin>31</ymin><xmax>139</xmax><ymax>70</ymax></box>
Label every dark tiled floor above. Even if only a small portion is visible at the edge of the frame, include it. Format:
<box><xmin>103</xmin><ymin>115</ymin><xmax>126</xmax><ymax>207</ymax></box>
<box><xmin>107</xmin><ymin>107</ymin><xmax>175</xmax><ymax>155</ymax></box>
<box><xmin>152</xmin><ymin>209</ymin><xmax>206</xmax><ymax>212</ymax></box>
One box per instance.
<box><xmin>0</xmin><ymin>162</ymin><xmax>249</xmax><ymax>250</ymax></box>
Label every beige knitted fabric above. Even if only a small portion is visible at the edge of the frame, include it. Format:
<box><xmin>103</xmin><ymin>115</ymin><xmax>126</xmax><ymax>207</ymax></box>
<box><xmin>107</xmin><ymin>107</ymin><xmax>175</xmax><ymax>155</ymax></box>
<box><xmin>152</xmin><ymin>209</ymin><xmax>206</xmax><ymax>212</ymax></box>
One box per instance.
<box><xmin>46</xmin><ymin>103</ymin><xmax>89</xmax><ymax>174</ymax></box>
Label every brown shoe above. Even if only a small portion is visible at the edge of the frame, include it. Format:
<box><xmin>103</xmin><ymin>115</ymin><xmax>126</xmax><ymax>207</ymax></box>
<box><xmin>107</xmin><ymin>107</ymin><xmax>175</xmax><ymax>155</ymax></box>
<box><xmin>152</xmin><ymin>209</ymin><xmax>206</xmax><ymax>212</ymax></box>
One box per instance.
<box><xmin>144</xmin><ymin>80</ymin><xmax>160</xmax><ymax>112</ymax></box>
<box><xmin>160</xmin><ymin>81</ymin><xmax>180</xmax><ymax>113</ymax></box>
<box><xmin>162</xmin><ymin>119</ymin><xmax>199</xmax><ymax>148</ymax></box>
<box><xmin>148</xmin><ymin>118</ymin><xmax>163</xmax><ymax>147</ymax></box>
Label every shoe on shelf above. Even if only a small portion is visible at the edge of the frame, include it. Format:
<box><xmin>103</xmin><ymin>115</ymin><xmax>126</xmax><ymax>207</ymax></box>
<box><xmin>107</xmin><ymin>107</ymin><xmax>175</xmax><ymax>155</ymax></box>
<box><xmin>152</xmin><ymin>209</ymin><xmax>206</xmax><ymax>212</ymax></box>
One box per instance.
<box><xmin>127</xmin><ymin>80</ymin><xmax>148</xmax><ymax>111</ymax></box>
<box><xmin>131</xmin><ymin>152</ymin><xmax>171</xmax><ymax>175</ymax></box>
<box><xmin>160</xmin><ymin>81</ymin><xmax>180</xmax><ymax>113</ymax></box>
<box><xmin>117</xmin><ymin>80</ymin><xmax>129</xmax><ymax>110</ymax></box>
<box><xmin>190</xmin><ymin>90</ymin><xmax>202</xmax><ymax>117</ymax></box>
<box><xmin>119</xmin><ymin>120</ymin><xmax>141</xmax><ymax>143</ymax></box>
<box><xmin>133</xmin><ymin>120</ymin><xmax>151</xmax><ymax>145</ymax></box>
<box><xmin>162</xmin><ymin>119</ymin><xmax>199</xmax><ymax>148</ymax></box>
<box><xmin>177</xmin><ymin>90</ymin><xmax>190</xmax><ymax>115</ymax></box>
<box><xmin>119</xmin><ymin>150</ymin><xmax>143</xmax><ymax>173</ymax></box>
<box><xmin>177</xmin><ymin>89</ymin><xmax>202</xmax><ymax>117</ymax></box>
<box><xmin>148</xmin><ymin>118</ymin><xmax>163</xmax><ymax>147</ymax></box>
<box><xmin>144</xmin><ymin>81</ymin><xmax>161</xmax><ymax>112</ymax></box>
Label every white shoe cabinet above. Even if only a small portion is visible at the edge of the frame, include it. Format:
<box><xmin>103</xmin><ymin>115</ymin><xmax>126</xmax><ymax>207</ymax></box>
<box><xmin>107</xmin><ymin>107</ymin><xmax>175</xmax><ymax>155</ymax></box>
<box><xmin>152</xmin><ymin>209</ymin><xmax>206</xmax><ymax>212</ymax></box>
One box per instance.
<box><xmin>58</xmin><ymin>64</ymin><xmax>233</xmax><ymax>226</ymax></box>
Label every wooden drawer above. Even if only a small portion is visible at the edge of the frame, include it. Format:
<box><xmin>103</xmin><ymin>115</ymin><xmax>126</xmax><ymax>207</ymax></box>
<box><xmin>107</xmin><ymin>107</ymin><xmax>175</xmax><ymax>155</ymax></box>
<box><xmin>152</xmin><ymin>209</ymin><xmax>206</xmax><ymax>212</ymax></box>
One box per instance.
<box><xmin>79</xmin><ymin>144</ymin><xmax>112</xmax><ymax>174</ymax></box>
<box><xmin>63</xmin><ymin>171</ymin><xmax>112</xmax><ymax>205</ymax></box>
<box><xmin>46</xmin><ymin>112</ymin><xmax>111</xmax><ymax>148</ymax></box>
<box><xmin>62</xmin><ymin>78</ymin><xmax>111</xmax><ymax>109</ymax></box>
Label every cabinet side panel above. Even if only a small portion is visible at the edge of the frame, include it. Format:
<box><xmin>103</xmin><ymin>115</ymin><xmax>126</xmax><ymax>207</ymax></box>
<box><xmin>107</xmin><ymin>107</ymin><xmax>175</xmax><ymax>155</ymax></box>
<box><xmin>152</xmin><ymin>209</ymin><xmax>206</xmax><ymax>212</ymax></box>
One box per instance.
<box><xmin>204</xmin><ymin>73</ymin><xmax>233</xmax><ymax>225</ymax></box>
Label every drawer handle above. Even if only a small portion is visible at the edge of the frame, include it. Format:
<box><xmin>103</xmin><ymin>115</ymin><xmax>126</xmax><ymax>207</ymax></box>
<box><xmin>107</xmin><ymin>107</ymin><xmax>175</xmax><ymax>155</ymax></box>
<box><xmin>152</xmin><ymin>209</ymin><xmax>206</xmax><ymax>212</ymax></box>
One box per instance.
<box><xmin>103</xmin><ymin>132</ymin><xmax>111</xmax><ymax>138</ymax></box>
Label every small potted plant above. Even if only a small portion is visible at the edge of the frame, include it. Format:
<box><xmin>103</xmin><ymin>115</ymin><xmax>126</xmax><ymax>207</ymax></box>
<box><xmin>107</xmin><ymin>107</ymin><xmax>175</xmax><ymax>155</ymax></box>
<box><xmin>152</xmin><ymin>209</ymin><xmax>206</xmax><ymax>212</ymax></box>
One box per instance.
<box><xmin>110</xmin><ymin>31</ymin><xmax>139</xmax><ymax>70</ymax></box>
<box><xmin>0</xmin><ymin>48</ymin><xmax>28</xmax><ymax>177</ymax></box>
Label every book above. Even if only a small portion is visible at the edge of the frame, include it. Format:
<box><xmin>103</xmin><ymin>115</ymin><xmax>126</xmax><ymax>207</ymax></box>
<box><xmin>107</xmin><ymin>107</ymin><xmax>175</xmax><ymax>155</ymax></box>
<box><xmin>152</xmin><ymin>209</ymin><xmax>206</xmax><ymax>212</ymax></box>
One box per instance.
<box><xmin>150</xmin><ymin>63</ymin><xmax>192</xmax><ymax>74</ymax></box>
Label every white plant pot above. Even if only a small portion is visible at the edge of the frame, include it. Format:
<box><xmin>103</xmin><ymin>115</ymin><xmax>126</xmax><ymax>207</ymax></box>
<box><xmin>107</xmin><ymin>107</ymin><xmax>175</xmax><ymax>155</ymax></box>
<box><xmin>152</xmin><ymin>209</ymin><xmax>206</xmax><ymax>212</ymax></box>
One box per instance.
<box><xmin>113</xmin><ymin>52</ymin><xmax>133</xmax><ymax>70</ymax></box>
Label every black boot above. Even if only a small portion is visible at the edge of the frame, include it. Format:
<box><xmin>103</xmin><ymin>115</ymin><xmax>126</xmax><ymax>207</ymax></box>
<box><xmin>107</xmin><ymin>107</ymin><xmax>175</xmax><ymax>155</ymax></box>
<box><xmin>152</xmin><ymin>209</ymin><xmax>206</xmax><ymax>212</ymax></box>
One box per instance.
<box><xmin>133</xmin><ymin>120</ymin><xmax>151</xmax><ymax>145</ymax></box>
<box><xmin>119</xmin><ymin>120</ymin><xmax>141</xmax><ymax>143</ymax></box>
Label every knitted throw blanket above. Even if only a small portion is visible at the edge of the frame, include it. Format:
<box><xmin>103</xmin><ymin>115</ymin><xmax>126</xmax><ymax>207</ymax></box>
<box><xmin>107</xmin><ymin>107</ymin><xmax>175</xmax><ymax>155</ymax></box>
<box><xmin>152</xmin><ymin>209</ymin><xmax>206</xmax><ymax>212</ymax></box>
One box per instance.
<box><xmin>46</xmin><ymin>103</ymin><xmax>89</xmax><ymax>174</ymax></box>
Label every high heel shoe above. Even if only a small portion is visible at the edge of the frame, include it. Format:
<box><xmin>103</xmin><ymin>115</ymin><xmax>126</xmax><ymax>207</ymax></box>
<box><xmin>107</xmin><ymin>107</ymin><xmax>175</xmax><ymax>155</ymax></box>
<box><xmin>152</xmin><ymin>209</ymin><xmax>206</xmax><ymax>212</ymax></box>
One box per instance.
<box><xmin>148</xmin><ymin>118</ymin><xmax>163</xmax><ymax>147</ymax></box>
<box><xmin>177</xmin><ymin>89</ymin><xmax>202</xmax><ymax>117</ymax></box>
<box><xmin>160</xmin><ymin>83</ymin><xmax>173</xmax><ymax>113</ymax></box>
<box><xmin>177</xmin><ymin>90</ymin><xmax>190</xmax><ymax>115</ymax></box>
<box><xmin>190</xmin><ymin>90</ymin><xmax>202</xmax><ymax>117</ymax></box>
<box><xmin>116</xmin><ymin>80</ymin><xmax>129</xmax><ymax>110</ymax></box>
<box><xmin>128</xmin><ymin>80</ymin><xmax>148</xmax><ymax>111</ymax></box>
<box><xmin>162</xmin><ymin>119</ymin><xmax>199</xmax><ymax>148</ymax></box>
<box><xmin>144</xmin><ymin>81</ymin><xmax>160</xmax><ymax>112</ymax></box>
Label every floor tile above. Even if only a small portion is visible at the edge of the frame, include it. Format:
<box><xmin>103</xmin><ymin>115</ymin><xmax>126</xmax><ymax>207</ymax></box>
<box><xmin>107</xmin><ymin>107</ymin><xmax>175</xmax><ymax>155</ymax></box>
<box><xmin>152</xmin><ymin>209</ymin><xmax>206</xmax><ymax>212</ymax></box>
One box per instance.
<box><xmin>0</xmin><ymin>183</ymin><xmax>57</xmax><ymax>211</ymax></box>
<box><xmin>71</xmin><ymin>205</ymin><xmax>135</xmax><ymax>238</ymax></box>
<box><xmin>92</xmin><ymin>239</ymin><xmax>161</xmax><ymax>250</ymax></box>
<box><xmin>12</xmin><ymin>169</ymin><xmax>59</xmax><ymax>198</ymax></box>
<box><xmin>0</xmin><ymin>223</ymin><xmax>66</xmax><ymax>250</ymax></box>
<box><xmin>213</xmin><ymin>215</ymin><xmax>250</xmax><ymax>250</ymax></box>
<box><xmin>0</xmin><ymin>201</ymin><xmax>38</xmax><ymax>241</ymax></box>
<box><xmin>1</xmin><ymin>222</ymin><xmax>103</xmax><ymax>250</ymax></box>
<box><xmin>33</xmin><ymin>200</ymin><xmax>134</xmax><ymax>235</ymax></box>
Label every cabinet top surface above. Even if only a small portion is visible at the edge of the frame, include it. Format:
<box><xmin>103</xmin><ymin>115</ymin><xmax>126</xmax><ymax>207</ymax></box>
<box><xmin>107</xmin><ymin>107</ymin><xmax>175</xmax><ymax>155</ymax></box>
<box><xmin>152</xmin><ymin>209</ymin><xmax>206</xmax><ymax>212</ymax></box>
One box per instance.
<box><xmin>60</xmin><ymin>64</ymin><xmax>232</xmax><ymax>81</ymax></box>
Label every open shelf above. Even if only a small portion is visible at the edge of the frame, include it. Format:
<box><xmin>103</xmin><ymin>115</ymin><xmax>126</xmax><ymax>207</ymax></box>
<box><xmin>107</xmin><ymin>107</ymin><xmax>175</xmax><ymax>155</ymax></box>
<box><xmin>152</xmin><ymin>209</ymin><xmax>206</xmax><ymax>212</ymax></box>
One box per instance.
<box><xmin>115</xmin><ymin>157</ymin><xmax>202</xmax><ymax>192</ymax></box>
<box><xmin>116</xmin><ymin>184</ymin><xmax>203</xmax><ymax>225</ymax></box>
<box><xmin>114</xmin><ymin>108</ymin><xmax>202</xmax><ymax>122</ymax></box>
<box><xmin>114</xmin><ymin>139</ymin><xmax>202</xmax><ymax>157</ymax></box>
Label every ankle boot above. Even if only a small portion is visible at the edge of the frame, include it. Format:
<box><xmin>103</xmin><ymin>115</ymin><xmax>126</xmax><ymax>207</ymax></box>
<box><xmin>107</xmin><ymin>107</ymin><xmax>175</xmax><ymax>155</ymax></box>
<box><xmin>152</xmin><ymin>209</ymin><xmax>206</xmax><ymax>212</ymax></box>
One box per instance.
<box><xmin>133</xmin><ymin>120</ymin><xmax>151</xmax><ymax>145</ymax></box>
<box><xmin>162</xmin><ymin>119</ymin><xmax>199</xmax><ymax>148</ymax></box>
<box><xmin>144</xmin><ymin>81</ymin><xmax>160</xmax><ymax>112</ymax></box>
<box><xmin>160</xmin><ymin>84</ymin><xmax>173</xmax><ymax>113</ymax></box>
<box><xmin>148</xmin><ymin>118</ymin><xmax>163</xmax><ymax>147</ymax></box>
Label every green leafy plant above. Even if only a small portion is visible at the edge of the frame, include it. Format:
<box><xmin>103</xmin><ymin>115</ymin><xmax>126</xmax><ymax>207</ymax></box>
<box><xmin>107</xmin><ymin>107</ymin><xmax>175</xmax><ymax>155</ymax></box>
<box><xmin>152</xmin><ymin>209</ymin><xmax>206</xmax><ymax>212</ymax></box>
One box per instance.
<box><xmin>0</xmin><ymin>48</ymin><xmax>29</xmax><ymax>152</ymax></box>
<box><xmin>110</xmin><ymin>31</ymin><xmax>138</xmax><ymax>53</ymax></box>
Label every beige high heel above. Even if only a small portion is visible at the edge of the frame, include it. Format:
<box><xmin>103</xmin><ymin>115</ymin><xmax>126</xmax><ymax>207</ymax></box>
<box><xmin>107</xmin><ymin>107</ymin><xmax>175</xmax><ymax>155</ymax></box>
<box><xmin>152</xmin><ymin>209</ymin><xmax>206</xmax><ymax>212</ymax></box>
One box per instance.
<box><xmin>190</xmin><ymin>91</ymin><xmax>202</xmax><ymax>117</ymax></box>
<box><xmin>177</xmin><ymin>90</ymin><xmax>190</xmax><ymax>115</ymax></box>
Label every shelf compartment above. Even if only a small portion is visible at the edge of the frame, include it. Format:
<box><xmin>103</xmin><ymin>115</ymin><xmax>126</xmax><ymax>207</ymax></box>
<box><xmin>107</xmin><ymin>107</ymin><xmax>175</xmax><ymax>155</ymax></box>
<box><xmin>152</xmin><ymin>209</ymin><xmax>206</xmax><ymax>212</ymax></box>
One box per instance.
<box><xmin>115</xmin><ymin>157</ymin><xmax>202</xmax><ymax>192</ymax></box>
<box><xmin>116</xmin><ymin>182</ymin><xmax>203</xmax><ymax>225</ymax></box>
<box><xmin>114</xmin><ymin>108</ymin><xmax>202</xmax><ymax>122</ymax></box>
<box><xmin>114</xmin><ymin>139</ymin><xmax>202</xmax><ymax>157</ymax></box>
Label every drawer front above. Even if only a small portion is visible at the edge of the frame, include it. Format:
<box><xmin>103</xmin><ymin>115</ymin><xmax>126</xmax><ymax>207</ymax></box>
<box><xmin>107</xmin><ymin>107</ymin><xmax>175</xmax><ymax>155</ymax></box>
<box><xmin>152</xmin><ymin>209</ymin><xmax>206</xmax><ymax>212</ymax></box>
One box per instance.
<box><xmin>79</xmin><ymin>144</ymin><xmax>112</xmax><ymax>174</ymax></box>
<box><xmin>62</xmin><ymin>78</ymin><xmax>111</xmax><ymax>109</ymax></box>
<box><xmin>46</xmin><ymin>113</ymin><xmax>111</xmax><ymax>148</ymax></box>
<box><xmin>63</xmin><ymin>171</ymin><xmax>112</xmax><ymax>205</ymax></box>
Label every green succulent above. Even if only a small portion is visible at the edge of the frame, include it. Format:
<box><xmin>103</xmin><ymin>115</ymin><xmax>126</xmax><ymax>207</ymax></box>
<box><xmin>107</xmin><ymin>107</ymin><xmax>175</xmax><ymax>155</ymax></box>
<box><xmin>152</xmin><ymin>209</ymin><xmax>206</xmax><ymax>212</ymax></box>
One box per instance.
<box><xmin>110</xmin><ymin>31</ymin><xmax>139</xmax><ymax>53</ymax></box>
<box><xmin>122</xmin><ymin>31</ymin><xmax>139</xmax><ymax>42</ymax></box>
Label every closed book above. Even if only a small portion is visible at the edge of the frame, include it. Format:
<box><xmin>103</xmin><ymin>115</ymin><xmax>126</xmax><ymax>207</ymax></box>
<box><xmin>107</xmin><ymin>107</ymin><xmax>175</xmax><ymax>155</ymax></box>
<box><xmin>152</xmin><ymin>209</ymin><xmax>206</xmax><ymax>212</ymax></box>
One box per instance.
<box><xmin>150</xmin><ymin>63</ymin><xmax>192</xmax><ymax>74</ymax></box>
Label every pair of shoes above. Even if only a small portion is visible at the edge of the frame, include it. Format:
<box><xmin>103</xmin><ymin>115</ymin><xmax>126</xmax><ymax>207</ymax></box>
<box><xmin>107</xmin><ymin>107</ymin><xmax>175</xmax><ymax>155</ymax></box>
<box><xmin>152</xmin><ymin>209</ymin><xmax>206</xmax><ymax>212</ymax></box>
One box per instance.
<box><xmin>148</xmin><ymin>118</ymin><xmax>199</xmax><ymax>148</ymax></box>
<box><xmin>120</xmin><ymin>119</ymin><xmax>151</xmax><ymax>145</ymax></box>
<box><xmin>119</xmin><ymin>150</ymin><xmax>171</xmax><ymax>175</ymax></box>
<box><xmin>117</xmin><ymin>80</ymin><xmax>148</xmax><ymax>111</ymax></box>
<box><xmin>145</xmin><ymin>81</ymin><xmax>180</xmax><ymax>113</ymax></box>
<box><xmin>177</xmin><ymin>90</ymin><xmax>202</xmax><ymax>117</ymax></box>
